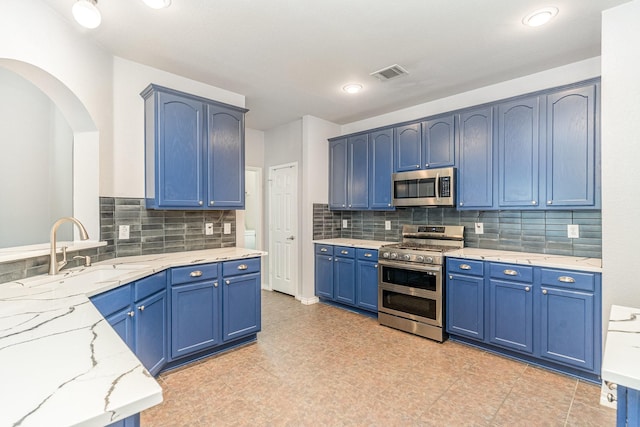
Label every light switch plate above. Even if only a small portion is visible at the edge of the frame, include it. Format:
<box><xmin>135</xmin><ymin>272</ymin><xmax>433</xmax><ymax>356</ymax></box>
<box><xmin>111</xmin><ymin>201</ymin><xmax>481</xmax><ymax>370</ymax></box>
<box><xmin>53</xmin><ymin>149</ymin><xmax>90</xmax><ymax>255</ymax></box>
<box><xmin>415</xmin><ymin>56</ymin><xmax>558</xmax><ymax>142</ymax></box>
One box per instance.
<box><xmin>118</xmin><ymin>225</ymin><xmax>130</xmax><ymax>240</ymax></box>
<box><xmin>223</xmin><ymin>223</ymin><xmax>231</xmax><ymax>235</ymax></box>
<box><xmin>205</xmin><ymin>223</ymin><xmax>214</xmax><ymax>235</ymax></box>
<box><xmin>567</xmin><ymin>224</ymin><xmax>579</xmax><ymax>238</ymax></box>
<box><xmin>475</xmin><ymin>222</ymin><xmax>484</xmax><ymax>235</ymax></box>
<box><xmin>385</xmin><ymin>220</ymin><xmax>391</xmax><ymax>231</ymax></box>
<box><xmin>342</xmin><ymin>219</ymin><xmax>348</xmax><ymax>229</ymax></box>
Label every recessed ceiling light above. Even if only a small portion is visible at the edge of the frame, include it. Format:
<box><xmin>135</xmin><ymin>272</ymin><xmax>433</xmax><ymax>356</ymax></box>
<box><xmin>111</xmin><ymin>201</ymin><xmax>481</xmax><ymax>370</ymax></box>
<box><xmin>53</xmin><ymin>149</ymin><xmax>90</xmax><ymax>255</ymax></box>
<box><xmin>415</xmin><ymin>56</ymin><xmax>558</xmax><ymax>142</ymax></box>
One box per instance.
<box><xmin>141</xmin><ymin>0</ymin><xmax>172</xmax><ymax>9</ymax></box>
<box><xmin>343</xmin><ymin>84</ymin><xmax>363</xmax><ymax>94</ymax></box>
<box><xmin>523</xmin><ymin>7</ymin><xmax>559</xmax><ymax>27</ymax></box>
<box><xmin>72</xmin><ymin>0</ymin><xmax>102</xmax><ymax>29</ymax></box>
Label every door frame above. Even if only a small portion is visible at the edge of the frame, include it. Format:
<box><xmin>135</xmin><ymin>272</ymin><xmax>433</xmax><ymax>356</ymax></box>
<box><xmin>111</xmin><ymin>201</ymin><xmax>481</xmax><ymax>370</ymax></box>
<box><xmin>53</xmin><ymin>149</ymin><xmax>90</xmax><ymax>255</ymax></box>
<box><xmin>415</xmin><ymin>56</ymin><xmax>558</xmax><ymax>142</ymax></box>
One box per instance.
<box><xmin>267</xmin><ymin>162</ymin><xmax>299</xmax><ymax>297</ymax></box>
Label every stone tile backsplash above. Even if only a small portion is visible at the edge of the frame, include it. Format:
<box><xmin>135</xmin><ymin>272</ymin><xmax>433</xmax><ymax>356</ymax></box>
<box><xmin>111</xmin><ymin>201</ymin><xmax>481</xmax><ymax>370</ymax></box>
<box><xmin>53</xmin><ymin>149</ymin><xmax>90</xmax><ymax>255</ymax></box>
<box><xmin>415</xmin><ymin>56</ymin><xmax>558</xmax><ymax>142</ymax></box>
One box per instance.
<box><xmin>313</xmin><ymin>204</ymin><xmax>602</xmax><ymax>258</ymax></box>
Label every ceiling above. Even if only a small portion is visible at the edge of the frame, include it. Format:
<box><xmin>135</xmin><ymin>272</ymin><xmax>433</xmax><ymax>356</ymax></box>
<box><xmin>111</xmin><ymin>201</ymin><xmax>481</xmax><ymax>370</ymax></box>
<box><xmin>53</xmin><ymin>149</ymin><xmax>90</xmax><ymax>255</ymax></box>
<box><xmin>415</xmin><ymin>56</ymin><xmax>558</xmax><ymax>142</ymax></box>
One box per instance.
<box><xmin>42</xmin><ymin>0</ymin><xmax>628</xmax><ymax>131</ymax></box>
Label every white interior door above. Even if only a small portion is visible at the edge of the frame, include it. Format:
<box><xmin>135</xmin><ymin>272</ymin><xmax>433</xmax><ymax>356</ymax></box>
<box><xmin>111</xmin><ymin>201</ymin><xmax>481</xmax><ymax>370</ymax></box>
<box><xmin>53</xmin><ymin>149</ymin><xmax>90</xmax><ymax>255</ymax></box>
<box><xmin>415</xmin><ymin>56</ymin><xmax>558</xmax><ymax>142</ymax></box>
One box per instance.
<box><xmin>269</xmin><ymin>163</ymin><xmax>298</xmax><ymax>296</ymax></box>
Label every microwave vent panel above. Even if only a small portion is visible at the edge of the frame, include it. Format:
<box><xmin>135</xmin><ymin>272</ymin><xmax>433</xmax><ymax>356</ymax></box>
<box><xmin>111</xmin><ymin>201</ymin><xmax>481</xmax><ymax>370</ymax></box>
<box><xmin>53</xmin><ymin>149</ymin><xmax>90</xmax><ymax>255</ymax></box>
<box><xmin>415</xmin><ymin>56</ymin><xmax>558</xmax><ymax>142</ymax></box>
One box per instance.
<box><xmin>370</xmin><ymin>64</ymin><xmax>409</xmax><ymax>81</ymax></box>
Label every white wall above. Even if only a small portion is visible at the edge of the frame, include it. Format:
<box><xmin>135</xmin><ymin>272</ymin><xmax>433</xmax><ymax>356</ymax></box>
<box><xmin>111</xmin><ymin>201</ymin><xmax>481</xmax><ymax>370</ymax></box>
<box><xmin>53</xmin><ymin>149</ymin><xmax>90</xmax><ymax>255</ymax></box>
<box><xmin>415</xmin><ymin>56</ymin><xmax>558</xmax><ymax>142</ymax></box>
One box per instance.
<box><xmin>601</xmin><ymin>0</ymin><xmax>640</xmax><ymax>332</ymax></box>
<box><xmin>112</xmin><ymin>57</ymin><xmax>246</xmax><ymax>198</ymax></box>
<box><xmin>341</xmin><ymin>58</ymin><xmax>601</xmax><ymax>135</ymax></box>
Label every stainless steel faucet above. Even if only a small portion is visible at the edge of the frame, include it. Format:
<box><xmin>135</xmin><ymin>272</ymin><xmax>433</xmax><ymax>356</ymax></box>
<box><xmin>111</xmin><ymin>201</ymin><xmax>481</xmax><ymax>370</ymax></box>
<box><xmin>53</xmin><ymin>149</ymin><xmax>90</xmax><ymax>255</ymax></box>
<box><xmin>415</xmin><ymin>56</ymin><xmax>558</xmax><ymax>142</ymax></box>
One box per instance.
<box><xmin>49</xmin><ymin>217</ymin><xmax>90</xmax><ymax>275</ymax></box>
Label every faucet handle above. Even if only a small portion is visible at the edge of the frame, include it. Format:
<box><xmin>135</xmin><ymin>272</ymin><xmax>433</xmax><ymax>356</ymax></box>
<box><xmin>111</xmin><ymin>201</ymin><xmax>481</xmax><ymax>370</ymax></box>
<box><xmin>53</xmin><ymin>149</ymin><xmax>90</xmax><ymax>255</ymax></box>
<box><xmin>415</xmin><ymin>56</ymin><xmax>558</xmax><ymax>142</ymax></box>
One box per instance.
<box><xmin>73</xmin><ymin>255</ymin><xmax>92</xmax><ymax>267</ymax></box>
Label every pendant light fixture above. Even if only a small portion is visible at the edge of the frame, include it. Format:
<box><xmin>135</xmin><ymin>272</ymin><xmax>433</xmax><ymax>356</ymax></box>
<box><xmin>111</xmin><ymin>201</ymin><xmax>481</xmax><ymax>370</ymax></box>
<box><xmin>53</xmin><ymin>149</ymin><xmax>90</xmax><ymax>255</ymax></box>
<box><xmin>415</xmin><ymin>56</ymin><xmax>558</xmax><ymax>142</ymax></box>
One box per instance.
<box><xmin>141</xmin><ymin>0</ymin><xmax>172</xmax><ymax>9</ymax></box>
<box><xmin>72</xmin><ymin>0</ymin><xmax>102</xmax><ymax>29</ymax></box>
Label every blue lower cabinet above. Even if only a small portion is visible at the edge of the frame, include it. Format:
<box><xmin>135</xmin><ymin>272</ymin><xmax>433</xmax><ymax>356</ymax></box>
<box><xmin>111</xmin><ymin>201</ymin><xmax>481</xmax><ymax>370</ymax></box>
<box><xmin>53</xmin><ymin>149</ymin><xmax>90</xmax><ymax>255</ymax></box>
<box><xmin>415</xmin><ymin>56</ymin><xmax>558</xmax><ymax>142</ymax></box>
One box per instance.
<box><xmin>315</xmin><ymin>253</ymin><xmax>334</xmax><ymax>299</ymax></box>
<box><xmin>171</xmin><ymin>280</ymin><xmax>221</xmax><ymax>359</ymax></box>
<box><xmin>105</xmin><ymin>306</ymin><xmax>135</xmax><ymax>350</ymax></box>
<box><xmin>106</xmin><ymin>414</ymin><xmax>139</xmax><ymax>427</ymax></box>
<box><xmin>488</xmin><ymin>279</ymin><xmax>534</xmax><ymax>354</ymax></box>
<box><xmin>334</xmin><ymin>256</ymin><xmax>356</xmax><ymax>305</ymax></box>
<box><xmin>356</xmin><ymin>249</ymin><xmax>378</xmax><ymax>312</ymax></box>
<box><xmin>222</xmin><ymin>272</ymin><xmax>261</xmax><ymax>342</ymax></box>
<box><xmin>446</xmin><ymin>273</ymin><xmax>484</xmax><ymax>340</ymax></box>
<box><xmin>618</xmin><ymin>385</ymin><xmax>640</xmax><ymax>427</ymax></box>
<box><xmin>134</xmin><ymin>290</ymin><xmax>168</xmax><ymax>376</ymax></box>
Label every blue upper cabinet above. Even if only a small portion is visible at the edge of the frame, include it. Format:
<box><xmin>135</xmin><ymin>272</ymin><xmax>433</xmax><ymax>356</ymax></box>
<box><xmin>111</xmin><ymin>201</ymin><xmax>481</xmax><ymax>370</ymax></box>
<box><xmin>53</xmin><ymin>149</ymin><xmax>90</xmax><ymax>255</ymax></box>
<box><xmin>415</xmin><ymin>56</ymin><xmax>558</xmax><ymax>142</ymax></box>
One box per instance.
<box><xmin>545</xmin><ymin>84</ymin><xmax>598</xmax><ymax>208</ymax></box>
<box><xmin>369</xmin><ymin>128</ymin><xmax>394</xmax><ymax>210</ymax></box>
<box><xmin>457</xmin><ymin>107</ymin><xmax>494</xmax><ymax>209</ymax></box>
<box><xmin>394</xmin><ymin>123</ymin><xmax>422</xmax><ymax>172</ymax></box>
<box><xmin>329</xmin><ymin>138</ymin><xmax>348</xmax><ymax>209</ymax></box>
<box><xmin>206</xmin><ymin>105</ymin><xmax>245</xmax><ymax>208</ymax></box>
<box><xmin>497</xmin><ymin>96</ymin><xmax>540</xmax><ymax>208</ymax></box>
<box><xmin>141</xmin><ymin>84</ymin><xmax>248</xmax><ymax>210</ymax></box>
<box><xmin>347</xmin><ymin>135</ymin><xmax>369</xmax><ymax>209</ymax></box>
<box><xmin>423</xmin><ymin>115</ymin><xmax>455</xmax><ymax>168</ymax></box>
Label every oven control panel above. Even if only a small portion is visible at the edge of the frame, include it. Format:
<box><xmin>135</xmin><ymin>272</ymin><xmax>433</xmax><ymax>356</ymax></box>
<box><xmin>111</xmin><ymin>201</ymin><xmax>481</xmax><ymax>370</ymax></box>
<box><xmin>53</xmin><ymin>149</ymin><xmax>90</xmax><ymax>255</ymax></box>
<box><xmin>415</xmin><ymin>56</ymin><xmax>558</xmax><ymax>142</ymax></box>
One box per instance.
<box><xmin>379</xmin><ymin>249</ymin><xmax>441</xmax><ymax>265</ymax></box>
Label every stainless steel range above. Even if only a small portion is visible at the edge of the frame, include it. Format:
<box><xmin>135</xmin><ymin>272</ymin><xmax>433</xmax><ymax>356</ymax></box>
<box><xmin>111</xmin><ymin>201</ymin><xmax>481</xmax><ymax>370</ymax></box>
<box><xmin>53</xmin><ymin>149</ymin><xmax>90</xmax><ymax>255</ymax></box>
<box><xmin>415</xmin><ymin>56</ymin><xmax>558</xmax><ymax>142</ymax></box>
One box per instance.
<box><xmin>378</xmin><ymin>224</ymin><xmax>464</xmax><ymax>342</ymax></box>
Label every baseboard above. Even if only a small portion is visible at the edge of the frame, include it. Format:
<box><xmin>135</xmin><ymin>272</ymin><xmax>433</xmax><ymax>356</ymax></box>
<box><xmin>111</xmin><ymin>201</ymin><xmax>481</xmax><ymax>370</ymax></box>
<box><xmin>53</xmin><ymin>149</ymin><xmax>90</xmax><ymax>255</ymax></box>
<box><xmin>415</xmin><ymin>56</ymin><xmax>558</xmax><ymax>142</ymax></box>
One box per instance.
<box><xmin>297</xmin><ymin>295</ymin><xmax>319</xmax><ymax>305</ymax></box>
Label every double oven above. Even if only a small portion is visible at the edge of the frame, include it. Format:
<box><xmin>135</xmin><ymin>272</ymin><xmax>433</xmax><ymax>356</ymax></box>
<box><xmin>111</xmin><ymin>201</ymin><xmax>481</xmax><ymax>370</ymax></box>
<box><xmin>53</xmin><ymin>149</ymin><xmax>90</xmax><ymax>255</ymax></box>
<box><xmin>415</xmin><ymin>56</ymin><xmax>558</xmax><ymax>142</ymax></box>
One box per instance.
<box><xmin>378</xmin><ymin>225</ymin><xmax>464</xmax><ymax>342</ymax></box>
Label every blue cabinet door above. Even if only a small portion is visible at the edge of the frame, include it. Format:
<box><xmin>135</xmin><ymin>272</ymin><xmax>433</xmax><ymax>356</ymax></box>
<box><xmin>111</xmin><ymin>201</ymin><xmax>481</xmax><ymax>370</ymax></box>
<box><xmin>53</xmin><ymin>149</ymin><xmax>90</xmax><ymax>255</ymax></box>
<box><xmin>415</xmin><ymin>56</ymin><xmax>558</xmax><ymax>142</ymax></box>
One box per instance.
<box><xmin>497</xmin><ymin>96</ymin><xmax>540</xmax><ymax>208</ymax></box>
<box><xmin>315</xmin><ymin>254</ymin><xmax>334</xmax><ymax>299</ymax></box>
<box><xmin>347</xmin><ymin>135</ymin><xmax>369</xmax><ymax>209</ymax></box>
<box><xmin>545</xmin><ymin>84</ymin><xmax>597</xmax><ymax>208</ymax></box>
<box><xmin>488</xmin><ymin>279</ymin><xmax>534</xmax><ymax>354</ymax></box>
<box><xmin>356</xmin><ymin>260</ymin><xmax>378</xmax><ymax>312</ymax></box>
<box><xmin>106</xmin><ymin>306</ymin><xmax>135</xmax><ymax>351</ymax></box>
<box><xmin>457</xmin><ymin>107</ymin><xmax>493</xmax><ymax>209</ymax></box>
<box><xmin>134</xmin><ymin>290</ymin><xmax>167</xmax><ymax>376</ymax></box>
<box><xmin>446</xmin><ymin>273</ymin><xmax>484</xmax><ymax>340</ymax></box>
<box><xmin>171</xmin><ymin>280</ymin><xmax>220</xmax><ymax>359</ymax></box>
<box><xmin>334</xmin><ymin>256</ymin><xmax>356</xmax><ymax>305</ymax></box>
<box><xmin>369</xmin><ymin>128</ymin><xmax>394</xmax><ymax>210</ymax></box>
<box><xmin>329</xmin><ymin>139</ymin><xmax>348</xmax><ymax>209</ymax></box>
<box><xmin>617</xmin><ymin>386</ymin><xmax>640</xmax><ymax>427</ymax></box>
<box><xmin>155</xmin><ymin>91</ymin><xmax>205</xmax><ymax>208</ymax></box>
<box><xmin>106</xmin><ymin>414</ymin><xmax>139</xmax><ymax>427</ymax></box>
<box><xmin>222</xmin><ymin>272</ymin><xmax>261</xmax><ymax>342</ymax></box>
<box><xmin>206</xmin><ymin>105</ymin><xmax>245</xmax><ymax>208</ymax></box>
<box><xmin>423</xmin><ymin>115</ymin><xmax>455</xmax><ymax>168</ymax></box>
<box><xmin>394</xmin><ymin>123</ymin><xmax>422</xmax><ymax>172</ymax></box>
<box><xmin>539</xmin><ymin>286</ymin><xmax>594</xmax><ymax>371</ymax></box>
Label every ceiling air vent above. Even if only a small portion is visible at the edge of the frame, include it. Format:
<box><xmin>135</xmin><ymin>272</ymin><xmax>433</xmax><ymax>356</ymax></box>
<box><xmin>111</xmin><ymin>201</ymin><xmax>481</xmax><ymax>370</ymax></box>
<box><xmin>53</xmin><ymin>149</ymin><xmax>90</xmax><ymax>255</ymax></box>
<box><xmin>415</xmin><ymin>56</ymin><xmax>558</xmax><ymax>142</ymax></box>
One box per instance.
<box><xmin>370</xmin><ymin>64</ymin><xmax>409</xmax><ymax>81</ymax></box>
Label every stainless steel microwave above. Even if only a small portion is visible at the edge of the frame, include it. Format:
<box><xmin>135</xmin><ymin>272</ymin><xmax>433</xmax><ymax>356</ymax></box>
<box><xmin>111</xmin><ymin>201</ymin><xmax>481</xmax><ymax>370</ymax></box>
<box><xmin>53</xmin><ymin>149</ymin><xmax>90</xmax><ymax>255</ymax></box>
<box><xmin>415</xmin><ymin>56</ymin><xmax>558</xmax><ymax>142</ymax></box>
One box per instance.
<box><xmin>392</xmin><ymin>167</ymin><xmax>456</xmax><ymax>207</ymax></box>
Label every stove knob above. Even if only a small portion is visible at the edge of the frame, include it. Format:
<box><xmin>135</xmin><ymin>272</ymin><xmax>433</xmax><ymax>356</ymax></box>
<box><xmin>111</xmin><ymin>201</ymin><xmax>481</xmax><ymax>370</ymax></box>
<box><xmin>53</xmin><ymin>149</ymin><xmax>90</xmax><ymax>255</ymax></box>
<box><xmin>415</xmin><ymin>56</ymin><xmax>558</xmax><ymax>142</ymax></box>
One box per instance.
<box><xmin>416</xmin><ymin>255</ymin><xmax>425</xmax><ymax>262</ymax></box>
<box><xmin>403</xmin><ymin>254</ymin><xmax>411</xmax><ymax>261</ymax></box>
<box><xmin>425</xmin><ymin>256</ymin><xmax>434</xmax><ymax>264</ymax></box>
<box><xmin>390</xmin><ymin>253</ymin><xmax>398</xmax><ymax>259</ymax></box>
<box><xmin>382</xmin><ymin>252</ymin><xmax>390</xmax><ymax>258</ymax></box>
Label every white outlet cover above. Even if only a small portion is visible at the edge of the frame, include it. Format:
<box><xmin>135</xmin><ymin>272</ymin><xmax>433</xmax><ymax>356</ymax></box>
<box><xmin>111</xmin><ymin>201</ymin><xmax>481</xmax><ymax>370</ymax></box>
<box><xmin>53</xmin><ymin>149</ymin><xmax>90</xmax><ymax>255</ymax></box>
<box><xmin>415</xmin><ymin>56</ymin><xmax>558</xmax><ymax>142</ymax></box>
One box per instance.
<box><xmin>385</xmin><ymin>220</ymin><xmax>391</xmax><ymax>230</ymax></box>
<box><xmin>118</xmin><ymin>225</ymin><xmax>130</xmax><ymax>240</ymax></box>
<box><xmin>223</xmin><ymin>223</ymin><xmax>231</xmax><ymax>235</ymax></box>
<box><xmin>567</xmin><ymin>224</ymin><xmax>579</xmax><ymax>239</ymax></box>
<box><xmin>342</xmin><ymin>219</ymin><xmax>348</xmax><ymax>228</ymax></box>
<box><xmin>205</xmin><ymin>223</ymin><xmax>214</xmax><ymax>235</ymax></box>
<box><xmin>475</xmin><ymin>222</ymin><xmax>484</xmax><ymax>235</ymax></box>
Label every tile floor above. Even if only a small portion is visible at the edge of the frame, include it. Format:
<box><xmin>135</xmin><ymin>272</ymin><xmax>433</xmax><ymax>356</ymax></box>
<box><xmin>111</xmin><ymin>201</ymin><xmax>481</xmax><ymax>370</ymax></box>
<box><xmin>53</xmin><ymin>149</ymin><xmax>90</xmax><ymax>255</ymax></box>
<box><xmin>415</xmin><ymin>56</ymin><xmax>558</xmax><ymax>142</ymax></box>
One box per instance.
<box><xmin>142</xmin><ymin>291</ymin><xmax>615</xmax><ymax>426</ymax></box>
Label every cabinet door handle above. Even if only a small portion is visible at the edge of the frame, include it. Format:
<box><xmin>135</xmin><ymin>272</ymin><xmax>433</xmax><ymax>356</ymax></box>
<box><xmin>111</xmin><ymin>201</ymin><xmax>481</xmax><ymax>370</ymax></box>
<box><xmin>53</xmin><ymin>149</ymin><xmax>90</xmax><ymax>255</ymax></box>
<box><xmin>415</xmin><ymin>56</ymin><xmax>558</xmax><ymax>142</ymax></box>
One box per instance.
<box><xmin>503</xmin><ymin>269</ymin><xmax>518</xmax><ymax>276</ymax></box>
<box><xmin>525</xmin><ymin>286</ymin><xmax>530</xmax><ymax>292</ymax></box>
<box><xmin>542</xmin><ymin>289</ymin><xmax>548</xmax><ymax>295</ymax></box>
<box><xmin>210</xmin><ymin>201</ymin><xmax>215</xmax><ymax>206</ymax></box>
<box><xmin>341</xmin><ymin>250</ymin><xmax>349</xmax><ymax>255</ymax></box>
<box><xmin>128</xmin><ymin>311</ymin><xmax>135</xmax><ymax>317</ymax></box>
<box><xmin>225</xmin><ymin>280</ymin><xmax>231</xmax><ymax>285</ymax></box>
<box><xmin>547</xmin><ymin>200</ymin><xmax>552</xmax><ymax>205</ymax></box>
<box><xmin>449</xmin><ymin>275</ymin><xmax>453</xmax><ymax>279</ymax></box>
<box><xmin>374</xmin><ymin>264</ymin><xmax>378</xmax><ymax>268</ymax></box>
<box><xmin>137</xmin><ymin>305</ymin><xmax>145</xmax><ymax>311</ymax></box>
<box><xmin>459</xmin><ymin>264</ymin><xmax>471</xmax><ymax>270</ymax></box>
<box><xmin>558</xmin><ymin>276</ymin><xmax>575</xmax><ymax>283</ymax></box>
<box><xmin>328</xmin><ymin>257</ymin><xmax>332</xmax><ymax>261</ymax></box>
<box><xmin>237</xmin><ymin>264</ymin><xmax>248</xmax><ymax>270</ymax></box>
<box><xmin>364</xmin><ymin>253</ymin><xmax>372</xmax><ymax>257</ymax></box>
<box><xmin>198</xmin><ymin>201</ymin><xmax>203</xmax><ymax>206</ymax></box>
<box><xmin>320</xmin><ymin>248</ymin><xmax>328</xmax><ymax>252</ymax></box>
<box><xmin>214</xmin><ymin>281</ymin><xmax>219</xmax><ymax>288</ymax></box>
<box><xmin>531</xmin><ymin>200</ymin><xmax>537</xmax><ymax>205</ymax></box>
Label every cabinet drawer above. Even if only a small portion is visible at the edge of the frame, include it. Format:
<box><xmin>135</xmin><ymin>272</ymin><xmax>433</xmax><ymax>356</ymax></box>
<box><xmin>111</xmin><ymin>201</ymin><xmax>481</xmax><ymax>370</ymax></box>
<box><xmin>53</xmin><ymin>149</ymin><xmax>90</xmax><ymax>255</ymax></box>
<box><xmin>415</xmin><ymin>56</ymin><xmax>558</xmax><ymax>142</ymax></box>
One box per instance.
<box><xmin>540</xmin><ymin>269</ymin><xmax>595</xmax><ymax>292</ymax></box>
<box><xmin>448</xmin><ymin>258</ymin><xmax>484</xmax><ymax>276</ymax></box>
<box><xmin>315</xmin><ymin>244</ymin><xmax>334</xmax><ymax>255</ymax></box>
<box><xmin>223</xmin><ymin>258</ymin><xmax>260</xmax><ymax>277</ymax></box>
<box><xmin>134</xmin><ymin>271</ymin><xmax>167</xmax><ymax>302</ymax></box>
<box><xmin>335</xmin><ymin>246</ymin><xmax>355</xmax><ymax>258</ymax></box>
<box><xmin>171</xmin><ymin>263</ymin><xmax>219</xmax><ymax>285</ymax></box>
<box><xmin>357</xmin><ymin>248</ymin><xmax>378</xmax><ymax>262</ymax></box>
<box><xmin>91</xmin><ymin>284</ymin><xmax>131</xmax><ymax>317</ymax></box>
<box><xmin>490</xmin><ymin>263</ymin><xmax>533</xmax><ymax>283</ymax></box>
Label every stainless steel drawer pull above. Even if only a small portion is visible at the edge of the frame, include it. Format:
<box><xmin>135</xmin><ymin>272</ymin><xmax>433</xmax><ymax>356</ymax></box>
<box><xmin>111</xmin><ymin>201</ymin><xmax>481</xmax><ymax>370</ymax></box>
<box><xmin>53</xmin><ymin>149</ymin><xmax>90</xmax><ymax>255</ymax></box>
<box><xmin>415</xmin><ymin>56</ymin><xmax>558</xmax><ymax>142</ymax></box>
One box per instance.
<box><xmin>459</xmin><ymin>264</ymin><xmax>471</xmax><ymax>270</ymax></box>
<box><xmin>189</xmin><ymin>270</ymin><xmax>203</xmax><ymax>277</ymax></box>
<box><xmin>237</xmin><ymin>264</ymin><xmax>248</xmax><ymax>270</ymax></box>
<box><xmin>503</xmin><ymin>269</ymin><xmax>518</xmax><ymax>276</ymax></box>
<box><xmin>558</xmin><ymin>276</ymin><xmax>575</xmax><ymax>283</ymax></box>
<box><xmin>320</xmin><ymin>248</ymin><xmax>328</xmax><ymax>252</ymax></box>
<box><xmin>341</xmin><ymin>250</ymin><xmax>348</xmax><ymax>255</ymax></box>
<box><xmin>364</xmin><ymin>253</ymin><xmax>372</xmax><ymax>257</ymax></box>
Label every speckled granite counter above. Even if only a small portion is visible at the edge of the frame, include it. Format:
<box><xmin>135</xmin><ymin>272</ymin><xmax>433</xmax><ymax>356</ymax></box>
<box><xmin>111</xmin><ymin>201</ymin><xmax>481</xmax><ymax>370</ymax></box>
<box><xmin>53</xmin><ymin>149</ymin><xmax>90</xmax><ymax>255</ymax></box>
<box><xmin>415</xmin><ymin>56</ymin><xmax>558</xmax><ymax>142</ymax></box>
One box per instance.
<box><xmin>445</xmin><ymin>248</ymin><xmax>602</xmax><ymax>273</ymax></box>
<box><xmin>312</xmin><ymin>238</ymin><xmax>396</xmax><ymax>250</ymax></box>
<box><xmin>602</xmin><ymin>305</ymin><xmax>640</xmax><ymax>391</ymax></box>
<box><xmin>0</xmin><ymin>247</ymin><xmax>266</xmax><ymax>427</ymax></box>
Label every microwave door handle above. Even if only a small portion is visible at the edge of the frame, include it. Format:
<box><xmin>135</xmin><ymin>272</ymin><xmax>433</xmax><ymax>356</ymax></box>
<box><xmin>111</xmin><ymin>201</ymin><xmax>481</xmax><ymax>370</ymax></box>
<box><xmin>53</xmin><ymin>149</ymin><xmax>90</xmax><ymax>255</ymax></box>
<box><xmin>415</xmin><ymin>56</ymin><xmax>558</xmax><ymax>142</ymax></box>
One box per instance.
<box><xmin>435</xmin><ymin>172</ymin><xmax>441</xmax><ymax>199</ymax></box>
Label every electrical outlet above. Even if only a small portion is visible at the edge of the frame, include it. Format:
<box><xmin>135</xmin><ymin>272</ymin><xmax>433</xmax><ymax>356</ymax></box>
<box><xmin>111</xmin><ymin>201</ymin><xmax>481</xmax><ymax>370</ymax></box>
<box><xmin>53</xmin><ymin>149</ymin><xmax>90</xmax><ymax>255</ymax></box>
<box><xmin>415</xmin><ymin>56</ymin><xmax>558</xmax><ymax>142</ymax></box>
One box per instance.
<box><xmin>205</xmin><ymin>223</ymin><xmax>214</xmax><ymax>235</ymax></box>
<box><xmin>475</xmin><ymin>222</ymin><xmax>484</xmax><ymax>235</ymax></box>
<box><xmin>385</xmin><ymin>220</ymin><xmax>391</xmax><ymax>231</ymax></box>
<box><xmin>567</xmin><ymin>224</ymin><xmax>579</xmax><ymax>239</ymax></box>
<box><xmin>118</xmin><ymin>225</ymin><xmax>130</xmax><ymax>240</ymax></box>
<box><xmin>342</xmin><ymin>219</ymin><xmax>348</xmax><ymax>229</ymax></box>
<box><xmin>223</xmin><ymin>223</ymin><xmax>231</xmax><ymax>235</ymax></box>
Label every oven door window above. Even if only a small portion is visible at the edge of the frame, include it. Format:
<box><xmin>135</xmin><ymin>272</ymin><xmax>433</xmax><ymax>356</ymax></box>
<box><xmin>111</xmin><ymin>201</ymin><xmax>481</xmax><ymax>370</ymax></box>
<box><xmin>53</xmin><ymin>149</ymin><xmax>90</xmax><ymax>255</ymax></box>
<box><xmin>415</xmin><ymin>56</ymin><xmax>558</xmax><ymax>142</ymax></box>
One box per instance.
<box><xmin>394</xmin><ymin>178</ymin><xmax>436</xmax><ymax>199</ymax></box>
<box><xmin>381</xmin><ymin>265</ymin><xmax>438</xmax><ymax>292</ymax></box>
<box><xmin>381</xmin><ymin>289</ymin><xmax>437</xmax><ymax>321</ymax></box>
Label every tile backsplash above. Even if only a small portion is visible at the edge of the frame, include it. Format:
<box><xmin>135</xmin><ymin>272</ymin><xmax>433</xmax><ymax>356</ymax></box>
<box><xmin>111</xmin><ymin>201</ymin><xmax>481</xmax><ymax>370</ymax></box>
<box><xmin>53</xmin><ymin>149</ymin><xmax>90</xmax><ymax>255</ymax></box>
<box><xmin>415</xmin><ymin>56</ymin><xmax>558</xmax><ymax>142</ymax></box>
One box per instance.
<box><xmin>313</xmin><ymin>204</ymin><xmax>601</xmax><ymax>258</ymax></box>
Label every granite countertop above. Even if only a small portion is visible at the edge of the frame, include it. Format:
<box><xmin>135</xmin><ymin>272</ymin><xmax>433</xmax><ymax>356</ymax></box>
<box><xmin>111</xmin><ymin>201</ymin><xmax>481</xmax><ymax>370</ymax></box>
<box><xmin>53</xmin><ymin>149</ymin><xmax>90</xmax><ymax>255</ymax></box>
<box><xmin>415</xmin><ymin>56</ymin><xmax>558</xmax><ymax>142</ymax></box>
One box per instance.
<box><xmin>445</xmin><ymin>248</ymin><xmax>602</xmax><ymax>273</ymax></box>
<box><xmin>312</xmin><ymin>238</ymin><xmax>396</xmax><ymax>250</ymax></box>
<box><xmin>602</xmin><ymin>305</ymin><xmax>640</xmax><ymax>391</ymax></box>
<box><xmin>0</xmin><ymin>247</ymin><xmax>266</xmax><ymax>427</ymax></box>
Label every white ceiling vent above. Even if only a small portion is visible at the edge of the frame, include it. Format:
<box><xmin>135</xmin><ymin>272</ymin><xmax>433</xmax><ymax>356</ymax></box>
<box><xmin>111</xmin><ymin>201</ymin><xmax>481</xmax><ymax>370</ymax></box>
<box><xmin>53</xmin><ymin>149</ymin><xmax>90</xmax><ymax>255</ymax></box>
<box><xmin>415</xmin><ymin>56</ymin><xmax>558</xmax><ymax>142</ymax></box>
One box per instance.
<box><xmin>370</xmin><ymin>64</ymin><xmax>409</xmax><ymax>81</ymax></box>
